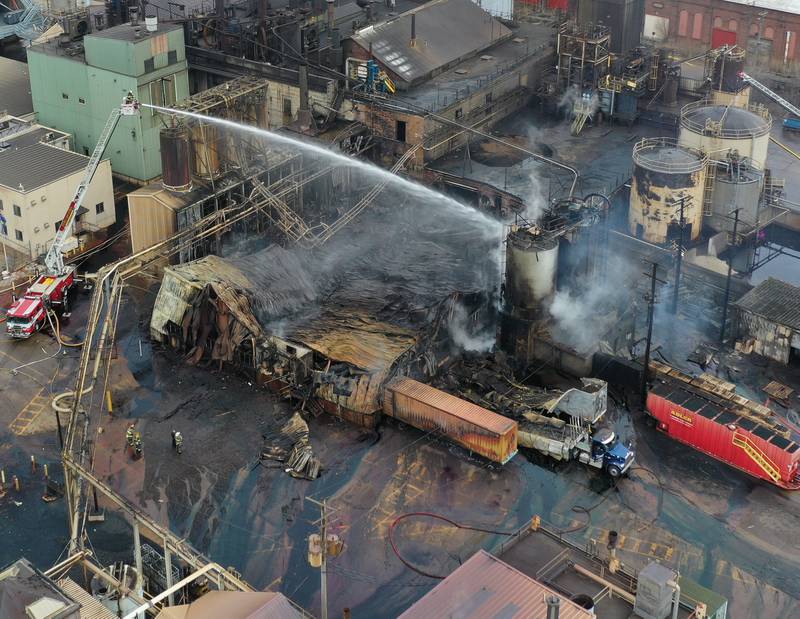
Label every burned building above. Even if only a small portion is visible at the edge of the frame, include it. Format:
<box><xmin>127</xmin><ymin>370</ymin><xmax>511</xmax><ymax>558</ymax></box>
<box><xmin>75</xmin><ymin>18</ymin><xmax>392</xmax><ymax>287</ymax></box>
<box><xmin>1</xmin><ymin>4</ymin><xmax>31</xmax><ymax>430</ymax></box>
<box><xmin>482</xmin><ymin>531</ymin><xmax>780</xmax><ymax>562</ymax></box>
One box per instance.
<box><xmin>733</xmin><ymin>277</ymin><xmax>800</xmax><ymax>364</ymax></box>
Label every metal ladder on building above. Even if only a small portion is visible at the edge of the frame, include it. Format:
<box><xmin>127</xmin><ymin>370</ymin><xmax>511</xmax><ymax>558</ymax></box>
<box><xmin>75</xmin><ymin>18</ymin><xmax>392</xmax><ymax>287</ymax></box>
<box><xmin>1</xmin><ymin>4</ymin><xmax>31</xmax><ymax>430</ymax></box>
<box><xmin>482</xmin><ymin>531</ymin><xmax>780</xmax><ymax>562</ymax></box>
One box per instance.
<box><xmin>741</xmin><ymin>73</ymin><xmax>800</xmax><ymax>118</ymax></box>
<box><xmin>648</xmin><ymin>51</ymin><xmax>659</xmax><ymax>92</ymax></box>
<box><xmin>702</xmin><ymin>157</ymin><xmax>717</xmax><ymax>216</ymax></box>
<box><xmin>732</xmin><ymin>432</ymin><xmax>781</xmax><ymax>483</ymax></box>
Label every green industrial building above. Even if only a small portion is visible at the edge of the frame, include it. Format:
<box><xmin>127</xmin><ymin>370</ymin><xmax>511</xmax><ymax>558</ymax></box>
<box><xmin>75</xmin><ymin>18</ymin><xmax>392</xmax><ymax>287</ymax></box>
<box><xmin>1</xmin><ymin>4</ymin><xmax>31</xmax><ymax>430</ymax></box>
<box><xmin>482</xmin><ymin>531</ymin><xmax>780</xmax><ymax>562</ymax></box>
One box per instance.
<box><xmin>27</xmin><ymin>21</ymin><xmax>190</xmax><ymax>184</ymax></box>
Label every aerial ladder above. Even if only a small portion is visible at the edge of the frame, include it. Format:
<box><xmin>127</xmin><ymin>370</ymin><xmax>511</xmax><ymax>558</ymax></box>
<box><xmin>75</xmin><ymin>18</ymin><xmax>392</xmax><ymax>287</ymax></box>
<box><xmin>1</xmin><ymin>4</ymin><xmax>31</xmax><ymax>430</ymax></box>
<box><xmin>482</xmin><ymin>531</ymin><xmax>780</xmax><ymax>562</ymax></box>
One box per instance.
<box><xmin>5</xmin><ymin>93</ymin><xmax>139</xmax><ymax>339</ymax></box>
<box><xmin>739</xmin><ymin>72</ymin><xmax>800</xmax><ymax>119</ymax></box>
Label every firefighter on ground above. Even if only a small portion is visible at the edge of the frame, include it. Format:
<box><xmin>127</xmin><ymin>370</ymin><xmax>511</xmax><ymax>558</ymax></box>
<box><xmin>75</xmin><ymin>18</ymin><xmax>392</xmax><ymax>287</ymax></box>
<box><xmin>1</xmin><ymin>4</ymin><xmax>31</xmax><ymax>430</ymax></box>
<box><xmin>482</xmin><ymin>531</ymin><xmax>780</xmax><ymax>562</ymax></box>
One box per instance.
<box><xmin>172</xmin><ymin>430</ymin><xmax>183</xmax><ymax>454</ymax></box>
<box><xmin>133</xmin><ymin>432</ymin><xmax>143</xmax><ymax>457</ymax></box>
<box><xmin>126</xmin><ymin>423</ymin><xmax>135</xmax><ymax>448</ymax></box>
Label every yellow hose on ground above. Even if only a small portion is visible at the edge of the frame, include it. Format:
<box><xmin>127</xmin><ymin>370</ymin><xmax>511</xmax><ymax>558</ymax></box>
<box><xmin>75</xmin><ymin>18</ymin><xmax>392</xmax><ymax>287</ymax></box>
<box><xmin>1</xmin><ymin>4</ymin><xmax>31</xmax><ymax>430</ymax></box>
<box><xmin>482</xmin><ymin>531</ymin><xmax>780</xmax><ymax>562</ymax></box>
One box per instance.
<box><xmin>49</xmin><ymin>310</ymin><xmax>84</xmax><ymax>348</ymax></box>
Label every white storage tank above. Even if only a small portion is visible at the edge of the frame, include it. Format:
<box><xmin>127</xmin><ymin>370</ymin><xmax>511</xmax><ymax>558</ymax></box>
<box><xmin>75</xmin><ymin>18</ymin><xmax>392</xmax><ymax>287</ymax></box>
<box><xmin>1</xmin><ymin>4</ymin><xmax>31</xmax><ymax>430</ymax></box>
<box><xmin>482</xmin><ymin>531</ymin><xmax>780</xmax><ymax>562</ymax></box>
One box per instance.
<box><xmin>678</xmin><ymin>101</ymin><xmax>771</xmax><ymax>170</ymax></box>
<box><xmin>504</xmin><ymin>227</ymin><xmax>558</xmax><ymax>316</ymax></box>
<box><xmin>630</xmin><ymin>138</ymin><xmax>708</xmax><ymax>244</ymax></box>
<box><xmin>709</xmin><ymin>160</ymin><xmax>764</xmax><ymax>232</ymax></box>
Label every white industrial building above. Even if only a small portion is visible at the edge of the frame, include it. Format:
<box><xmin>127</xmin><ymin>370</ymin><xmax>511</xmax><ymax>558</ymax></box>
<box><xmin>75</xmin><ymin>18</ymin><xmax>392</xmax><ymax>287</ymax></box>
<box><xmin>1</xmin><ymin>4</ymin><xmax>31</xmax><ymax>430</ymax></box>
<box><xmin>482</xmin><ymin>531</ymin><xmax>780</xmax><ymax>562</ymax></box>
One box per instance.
<box><xmin>0</xmin><ymin>117</ymin><xmax>115</xmax><ymax>263</ymax></box>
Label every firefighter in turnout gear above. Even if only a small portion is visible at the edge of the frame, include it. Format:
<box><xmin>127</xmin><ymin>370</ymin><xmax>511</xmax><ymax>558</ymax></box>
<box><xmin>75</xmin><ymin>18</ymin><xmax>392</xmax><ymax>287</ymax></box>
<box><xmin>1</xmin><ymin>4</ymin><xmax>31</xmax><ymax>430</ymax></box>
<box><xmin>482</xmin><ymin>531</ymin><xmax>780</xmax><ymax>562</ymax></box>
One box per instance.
<box><xmin>126</xmin><ymin>423</ymin><xmax>135</xmax><ymax>449</ymax></box>
<box><xmin>133</xmin><ymin>432</ymin><xmax>143</xmax><ymax>458</ymax></box>
<box><xmin>172</xmin><ymin>430</ymin><xmax>183</xmax><ymax>454</ymax></box>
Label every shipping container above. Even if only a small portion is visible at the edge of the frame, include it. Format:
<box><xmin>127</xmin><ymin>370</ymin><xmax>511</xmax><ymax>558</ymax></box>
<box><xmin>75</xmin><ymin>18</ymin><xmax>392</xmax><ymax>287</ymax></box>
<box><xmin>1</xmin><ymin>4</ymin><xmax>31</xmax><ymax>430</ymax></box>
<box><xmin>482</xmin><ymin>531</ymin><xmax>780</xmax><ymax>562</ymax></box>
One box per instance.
<box><xmin>383</xmin><ymin>379</ymin><xmax>518</xmax><ymax>464</ymax></box>
<box><xmin>647</xmin><ymin>378</ymin><xmax>800</xmax><ymax>490</ymax></box>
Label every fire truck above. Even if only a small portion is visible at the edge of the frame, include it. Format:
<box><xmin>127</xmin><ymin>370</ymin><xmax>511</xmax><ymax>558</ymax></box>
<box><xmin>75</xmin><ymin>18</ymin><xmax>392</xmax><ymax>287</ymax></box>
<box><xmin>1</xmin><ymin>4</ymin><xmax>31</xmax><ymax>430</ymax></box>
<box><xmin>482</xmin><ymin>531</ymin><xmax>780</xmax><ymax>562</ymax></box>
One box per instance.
<box><xmin>5</xmin><ymin>93</ymin><xmax>139</xmax><ymax>338</ymax></box>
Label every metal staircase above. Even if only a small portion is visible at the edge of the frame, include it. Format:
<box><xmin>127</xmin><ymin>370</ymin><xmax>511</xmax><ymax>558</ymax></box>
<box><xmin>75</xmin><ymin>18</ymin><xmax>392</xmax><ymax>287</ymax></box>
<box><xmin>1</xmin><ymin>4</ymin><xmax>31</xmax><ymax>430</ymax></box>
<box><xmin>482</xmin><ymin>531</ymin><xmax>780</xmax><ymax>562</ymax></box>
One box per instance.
<box><xmin>250</xmin><ymin>180</ymin><xmax>312</xmax><ymax>244</ymax></box>
<box><xmin>732</xmin><ymin>432</ymin><xmax>781</xmax><ymax>483</ymax></box>
<box><xmin>741</xmin><ymin>72</ymin><xmax>800</xmax><ymax>118</ymax></box>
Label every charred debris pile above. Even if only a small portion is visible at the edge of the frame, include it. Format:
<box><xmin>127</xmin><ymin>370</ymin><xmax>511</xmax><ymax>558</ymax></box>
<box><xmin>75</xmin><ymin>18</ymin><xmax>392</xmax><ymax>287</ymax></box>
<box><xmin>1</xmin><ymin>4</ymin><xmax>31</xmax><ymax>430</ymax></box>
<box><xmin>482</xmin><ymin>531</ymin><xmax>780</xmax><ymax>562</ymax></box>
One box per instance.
<box><xmin>150</xmin><ymin>200</ymin><xmax>501</xmax><ymax>438</ymax></box>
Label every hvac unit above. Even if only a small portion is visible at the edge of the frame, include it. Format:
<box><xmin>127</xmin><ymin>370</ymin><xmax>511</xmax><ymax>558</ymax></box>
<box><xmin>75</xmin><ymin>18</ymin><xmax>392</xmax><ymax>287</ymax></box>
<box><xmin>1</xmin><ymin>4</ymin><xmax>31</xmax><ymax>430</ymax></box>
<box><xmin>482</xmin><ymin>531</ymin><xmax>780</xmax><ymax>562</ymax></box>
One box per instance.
<box><xmin>34</xmin><ymin>226</ymin><xmax>40</xmax><ymax>233</ymax></box>
<box><xmin>634</xmin><ymin>563</ymin><xmax>677</xmax><ymax>619</ymax></box>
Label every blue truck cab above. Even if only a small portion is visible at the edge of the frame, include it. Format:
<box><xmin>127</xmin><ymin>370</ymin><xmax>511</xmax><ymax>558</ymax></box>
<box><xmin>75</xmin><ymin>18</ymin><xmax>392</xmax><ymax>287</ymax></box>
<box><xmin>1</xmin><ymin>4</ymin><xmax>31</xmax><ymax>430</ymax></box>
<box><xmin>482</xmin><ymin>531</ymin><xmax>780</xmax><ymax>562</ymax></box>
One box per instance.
<box><xmin>589</xmin><ymin>428</ymin><xmax>635</xmax><ymax>478</ymax></box>
<box><xmin>782</xmin><ymin>117</ymin><xmax>800</xmax><ymax>133</ymax></box>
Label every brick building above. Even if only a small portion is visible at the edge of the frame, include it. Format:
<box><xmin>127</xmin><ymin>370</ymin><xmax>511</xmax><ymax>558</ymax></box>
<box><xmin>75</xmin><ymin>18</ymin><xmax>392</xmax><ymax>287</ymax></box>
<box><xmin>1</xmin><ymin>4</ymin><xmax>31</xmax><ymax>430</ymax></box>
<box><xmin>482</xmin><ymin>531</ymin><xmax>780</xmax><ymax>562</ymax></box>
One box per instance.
<box><xmin>643</xmin><ymin>1</ymin><xmax>800</xmax><ymax>70</ymax></box>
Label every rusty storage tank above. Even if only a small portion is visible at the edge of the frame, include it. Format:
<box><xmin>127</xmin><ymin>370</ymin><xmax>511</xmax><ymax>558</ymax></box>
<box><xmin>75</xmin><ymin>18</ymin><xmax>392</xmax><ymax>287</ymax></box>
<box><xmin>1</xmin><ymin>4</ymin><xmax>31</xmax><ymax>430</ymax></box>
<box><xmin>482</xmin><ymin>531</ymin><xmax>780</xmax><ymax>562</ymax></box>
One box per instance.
<box><xmin>504</xmin><ymin>227</ymin><xmax>559</xmax><ymax>317</ymax></box>
<box><xmin>191</xmin><ymin>122</ymin><xmax>221</xmax><ymax>179</ymax></box>
<box><xmin>159</xmin><ymin>126</ymin><xmax>192</xmax><ymax>192</ymax></box>
<box><xmin>384</xmin><ymin>379</ymin><xmax>518</xmax><ymax>464</ymax></box>
<box><xmin>711</xmin><ymin>46</ymin><xmax>750</xmax><ymax>107</ymax></box>
<box><xmin>709</xmin><ymin>159</ymin><xmax>764</xmax><ymax>232</ymax></box>
<box><xmin>629</xmin><ymin>138</ymin><xmax>708</xmax><ymax>244</ymax></box>
<box><xmin>678</xmin><ymin>101</ymin><xmax>771</xmax><ymax>169</ymax></box>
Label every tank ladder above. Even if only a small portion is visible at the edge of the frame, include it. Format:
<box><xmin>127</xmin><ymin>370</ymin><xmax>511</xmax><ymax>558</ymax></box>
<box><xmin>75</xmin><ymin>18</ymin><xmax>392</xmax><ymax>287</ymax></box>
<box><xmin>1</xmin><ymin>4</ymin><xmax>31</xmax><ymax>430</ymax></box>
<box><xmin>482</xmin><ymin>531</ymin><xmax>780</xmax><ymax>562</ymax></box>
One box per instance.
<box><xmin>732</xmin><ymin>432</ymin><xmax>781</xmax><ymax>483</ymax></box>
<box><xmin>702</xmin><ymin>160</ymin><xmax>716</xmax><ymax>216</ymax></box>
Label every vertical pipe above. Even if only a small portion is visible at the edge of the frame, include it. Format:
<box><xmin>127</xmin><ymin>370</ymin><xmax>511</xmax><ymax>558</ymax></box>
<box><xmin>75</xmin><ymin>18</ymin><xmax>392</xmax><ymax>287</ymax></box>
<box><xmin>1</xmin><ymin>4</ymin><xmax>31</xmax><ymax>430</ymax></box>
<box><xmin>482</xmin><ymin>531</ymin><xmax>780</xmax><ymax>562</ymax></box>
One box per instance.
<box><xmin>133</xmin><ymin>520</ymin><xmax>143</xmax><ymax>591</ymax></box>
<box><xmin>299</xmin><ymin>63</ymin><xmax>310</xmax><ymax>113</ymax></box>
<box><xmin>164</xmin><ymin>537</ymin><xmax>175</xmax><ymax>606</ymax></box>
<box><xmin>641</xmin><ymin>262</ymin><xmax>658</xmax><ymax>406</ymax></box>
<box><xmin>321</xmin><ymin>499</ymin><xmax>328</xmax><ymax>619</ymax></box>
<box><xmin>410</xmin><ymin>13</ymin><xmax>416</xmax><ymax>47</ymax></box>
<box><xmin>719</xmin><ymin>209</ymin><xmax>740</xmax><ymax>345</ymax></box>
<box><xmin>671</xmin><ymin>196</ymin><xmax>685</xmax><ymax>315</ymax></box>
<box><xmin>546</xmin><ymin>595</ymin><xmax>560</xmax><ymax>619</ymax></box>
<box><xmin>327</xmin><ymin>0</ymin><xmax>335</xmax><ymax>33</ymax></box>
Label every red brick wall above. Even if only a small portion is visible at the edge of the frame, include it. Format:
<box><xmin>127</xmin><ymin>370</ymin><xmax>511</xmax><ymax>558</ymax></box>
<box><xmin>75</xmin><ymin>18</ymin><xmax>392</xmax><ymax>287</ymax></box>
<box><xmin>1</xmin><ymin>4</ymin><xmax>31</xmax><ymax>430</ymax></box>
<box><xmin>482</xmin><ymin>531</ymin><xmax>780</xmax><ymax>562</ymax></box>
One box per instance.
<box><xmin>644</xmin><ymin>1</ymin><xmax>800</xmax><ymax>68</ymax></box>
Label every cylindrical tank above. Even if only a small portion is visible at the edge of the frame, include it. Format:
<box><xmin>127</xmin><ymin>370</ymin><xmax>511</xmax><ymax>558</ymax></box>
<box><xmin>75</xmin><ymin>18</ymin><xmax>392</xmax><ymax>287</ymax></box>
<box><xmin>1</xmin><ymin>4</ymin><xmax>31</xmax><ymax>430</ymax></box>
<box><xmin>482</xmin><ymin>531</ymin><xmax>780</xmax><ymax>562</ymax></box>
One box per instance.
<box><xmin>678</xmin><ymin>101</ymin><xmax>771</xmax><ymax>169</ymax></box>
<box><xmin>630</xmin><ymin>138</ymin><xmax>708</xmax><ymax>244</ymax></box>
<box><xmin>710</xmin><ymin>163</ymin><xmax>764</xmax><ymax>232</ymax></box>
<box><xmin>160</xmin><ymin>126</ymin><xmax>192</xmax><ymax>192</ymax></box>
<box><xmin>713</xmin><ymin>46</ymin><xmax>745</xmax><ymax>94</ymax></box>
<box><xmin>191</xmin><ymin>122</ymin><xmax>220</xmax><ymax>179</ymax></box>
<box><xmin>504</xmin><ymin>228</ymin><xmax>559</xmax><ymax>316</ymax></box>
<box><xmin>711</xmin><ymin>86</ymin><xmax>751</xmax><ymax>108</ymax></box>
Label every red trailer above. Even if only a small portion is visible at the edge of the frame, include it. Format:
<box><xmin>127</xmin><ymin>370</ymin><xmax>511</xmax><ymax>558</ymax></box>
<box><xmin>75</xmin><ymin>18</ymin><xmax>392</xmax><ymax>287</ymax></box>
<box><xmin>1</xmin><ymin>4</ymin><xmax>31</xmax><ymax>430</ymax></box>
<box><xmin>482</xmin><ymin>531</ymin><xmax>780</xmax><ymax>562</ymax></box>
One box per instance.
<box><xmin>646</xmin><ymin>366</ymin><xmax>800</xmax><ymax>490</ymax></box>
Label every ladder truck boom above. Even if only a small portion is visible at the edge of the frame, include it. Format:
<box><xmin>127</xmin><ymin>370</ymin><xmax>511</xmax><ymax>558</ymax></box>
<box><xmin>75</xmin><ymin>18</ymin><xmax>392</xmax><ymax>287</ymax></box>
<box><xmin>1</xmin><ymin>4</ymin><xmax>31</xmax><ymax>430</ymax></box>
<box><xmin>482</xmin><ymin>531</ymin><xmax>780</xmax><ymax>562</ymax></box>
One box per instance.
<box><xmin>5</xmin><ymin>93</ymin><xmax>139</xmax><ymax>339</ymax></box>
<box><xmin>739</xmin><ymin>72</ymin><xmax>800</xmax><ymax>119</ymax></box>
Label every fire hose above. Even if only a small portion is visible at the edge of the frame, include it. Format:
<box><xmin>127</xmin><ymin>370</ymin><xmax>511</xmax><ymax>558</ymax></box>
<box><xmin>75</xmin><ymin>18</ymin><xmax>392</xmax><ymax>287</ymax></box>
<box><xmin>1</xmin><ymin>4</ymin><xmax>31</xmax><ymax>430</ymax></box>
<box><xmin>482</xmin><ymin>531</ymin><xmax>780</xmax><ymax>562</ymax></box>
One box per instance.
<box><xmin>388</xmin><ymin>512</ymin><xmax>515</xmax><ymax>579</ymax></box>
<box><xmin>48</xmin><ymin>309</ymin><xmax>84</xmax><ymax>348</ymax></box>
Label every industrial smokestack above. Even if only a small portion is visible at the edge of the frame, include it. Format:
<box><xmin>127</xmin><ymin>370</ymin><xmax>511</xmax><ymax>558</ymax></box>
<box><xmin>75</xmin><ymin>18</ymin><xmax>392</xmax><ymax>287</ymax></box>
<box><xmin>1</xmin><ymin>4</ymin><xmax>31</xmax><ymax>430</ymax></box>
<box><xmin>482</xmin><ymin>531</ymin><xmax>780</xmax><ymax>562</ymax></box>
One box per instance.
<box><xmin>327</xmin><ymin>0</ymin><xmax>335</xmax><ymax>33</ymax></box>
<box><xmin>546</xmin><ymin>596</ymin><xmax>560</xmax><ymax>619</ymax></box>
<box><xmin>410</xmin><ymin>13</ymin><xmax>416</xmax><ymax>47</ymax></box>
<box><xmin>297</xmin><ymin>63</ymin><xmax>314</xmax><ymax>131</ymax></box>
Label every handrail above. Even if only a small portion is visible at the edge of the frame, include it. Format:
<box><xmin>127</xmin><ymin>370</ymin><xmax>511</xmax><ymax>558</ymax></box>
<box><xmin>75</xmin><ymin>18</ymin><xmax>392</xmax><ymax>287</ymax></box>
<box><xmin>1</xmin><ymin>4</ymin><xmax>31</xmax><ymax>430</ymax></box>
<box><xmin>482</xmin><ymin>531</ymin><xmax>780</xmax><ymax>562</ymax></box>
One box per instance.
<box><xmin>680</xmin><ymin>99</ymin><xmax>772</xmax><ymax>139</ymax></box>
<box><xmin>632</xmin><ymin>138</ymin><xmax>708</xmax><ymax>174</ymax></box>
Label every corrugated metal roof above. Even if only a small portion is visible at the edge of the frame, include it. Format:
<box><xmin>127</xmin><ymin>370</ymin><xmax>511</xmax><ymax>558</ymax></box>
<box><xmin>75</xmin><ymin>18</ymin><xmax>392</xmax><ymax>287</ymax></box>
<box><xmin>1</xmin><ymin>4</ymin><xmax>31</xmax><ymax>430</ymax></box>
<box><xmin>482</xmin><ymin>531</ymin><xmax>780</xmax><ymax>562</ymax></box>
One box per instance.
<box><xmin>0</xmin><ymin>56</ymin><xmax>33</xmax><ymax>118</ymax></box>
<box><xmin>0</xmin><ymin>142</ymin><xmax>88</xmax><ymax>192</ymax></box>
<box><xmin>154</xmin><ymin>591</ymin><xmax>307</xmax><ymax>619</ymax></box>
<box><xmin>733</xmin><ymin>277</ymin><xmax>800</xmax><ymax>330</ymax></box>
<box><xmin>399</xmin><ymin>549</ymin><xmax>593</xmax><ymax>619</ymax></box>
<box><xmin>351</xmin><ymin>0</ymin><xmax>512</xmax><ymax>86</ymax></box>
<box><xmin>387</xmin><ymin>378</ymin><xmax>516</xmax><ymax>434</ymax></box>
<box><xmin>57</xmin><ymin>577</ymin><xmax>118</xmax><ymax>619</ymax></box>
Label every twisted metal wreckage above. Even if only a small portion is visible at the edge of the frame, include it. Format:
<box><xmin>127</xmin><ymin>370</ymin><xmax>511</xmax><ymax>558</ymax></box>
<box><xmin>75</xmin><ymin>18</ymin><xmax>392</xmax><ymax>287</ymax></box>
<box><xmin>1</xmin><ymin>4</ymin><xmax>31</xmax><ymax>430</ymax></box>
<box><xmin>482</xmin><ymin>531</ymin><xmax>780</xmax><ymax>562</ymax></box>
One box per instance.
<box><xmin>149</xmin><ymin>205</ymin><xmax>500</xmax><ymax>477</ymax></box>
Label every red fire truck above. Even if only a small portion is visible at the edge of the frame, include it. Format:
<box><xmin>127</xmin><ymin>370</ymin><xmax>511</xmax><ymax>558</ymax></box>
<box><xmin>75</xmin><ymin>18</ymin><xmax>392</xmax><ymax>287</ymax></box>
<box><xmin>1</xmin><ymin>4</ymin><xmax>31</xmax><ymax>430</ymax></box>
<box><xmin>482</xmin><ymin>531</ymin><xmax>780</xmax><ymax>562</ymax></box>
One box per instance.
<box><xmin>5</xmin><ymin>93</ymin><xmax>139</xmax><ymax>338</ymax></box>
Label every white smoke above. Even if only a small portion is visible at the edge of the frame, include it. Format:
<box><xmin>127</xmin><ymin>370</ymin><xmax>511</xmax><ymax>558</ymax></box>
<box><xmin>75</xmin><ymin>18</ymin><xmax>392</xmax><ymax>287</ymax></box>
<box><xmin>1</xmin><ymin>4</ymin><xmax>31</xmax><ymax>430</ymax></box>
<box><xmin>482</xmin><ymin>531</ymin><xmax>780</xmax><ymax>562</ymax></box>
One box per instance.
<box><xmin>558</xmin><ymin>85</ymin><xmax>600</xmax><ymax>118</ymax></box>
<box><xmin>448</xmin><ymin>303</ymin><xmax>495</xmax><ymax>352</ymax></box>
<box><xmin>548</xmin><ymin>254</ymin><xmax>637</xmax><ymax>352</ymax></box>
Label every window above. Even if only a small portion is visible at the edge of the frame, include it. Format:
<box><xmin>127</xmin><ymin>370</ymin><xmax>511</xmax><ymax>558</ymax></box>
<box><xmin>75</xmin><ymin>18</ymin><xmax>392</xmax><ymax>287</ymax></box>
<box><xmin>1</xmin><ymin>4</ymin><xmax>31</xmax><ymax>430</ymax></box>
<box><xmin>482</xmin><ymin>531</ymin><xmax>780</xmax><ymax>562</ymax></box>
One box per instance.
<box><xmin>283</xmin><ymin>98</ymin><xmax>292</xmax><ymax>114</ymax></box>
<box><xmin>788</xmin><ymin>31</ymin><xmax>798</xmax><ymax>61</ymax></box>
<box><xmin>750</xmin><ymin>23</ymin><xmax>759</xmax><ymax>36</ymax></box>
<box><xmin>713</xmin><ymin>17</ymin><xmax>722</xmax><ymax>29</ymax></box>
<box><xmin>0</xmin><ymin>199</ymin><xmax>3</xmax><ymax>210</ymax></box>
<box><xmin>455</xmin><ymin>108</ymin><xmax>463</xmax><ymax>119</ymax></box>
<box><xmin>396</xmin><ymin>120</ymin><xmax>407</xmax><ymax>142</ymax></box>
<box><xmin>678</xmin><ymin>10</ymin><xmax>689</xmax><ymax>37</ymax></box>
<box><xmin>728</xmin><ymin>20</ymin><xmax>738</xmax><ymax>33</ymax></box>
<box><xmin>13</xmin><ymin>204</ymin><xmax>21</xmax><ymax>217</ymax></box>
<box><xmin>1</xmin><ymin>223</ymin><xmax>6</xmax><ymax>236</ymax></box>
<box><xmin>62</xmin><ymin>93</ymin><xmax>69</xmax><ymax>100</ymax></box>
<box><xmin>79</xmin><ymin>97</ymin><xmax>86</xmax><ymax>105</ymax></box>
<box><xmin>144</xmin><ymin>57</ymin><xmax>155</xmax><ymax>73</ymax></box>
<box><xmin>765</xmin><ymin>26</ymin><xmax>775</xmax><ymax>40</ymax></box>
<box><xmin>54</xmin><ymin>219</ymin><xmax>62</xmax><ymax>230</ymax></box>
<box><xmin>692</xmin><ymin>13</ymin><xmax>703</xmax><ymax>40</ymax></box>
<box><xmin>168</xmin><ymin>50</ymin><xmax>178</xmax><ymax>64</ymax></box>
<box><xmin>15</xmin><ymin>229</ymin><xmax>23</xmax><ymax>241</ymax></box>
<box><xmin>95</xmin><ymin>202</ymin><xmax>104</xmax><ymax>214</ymax></box>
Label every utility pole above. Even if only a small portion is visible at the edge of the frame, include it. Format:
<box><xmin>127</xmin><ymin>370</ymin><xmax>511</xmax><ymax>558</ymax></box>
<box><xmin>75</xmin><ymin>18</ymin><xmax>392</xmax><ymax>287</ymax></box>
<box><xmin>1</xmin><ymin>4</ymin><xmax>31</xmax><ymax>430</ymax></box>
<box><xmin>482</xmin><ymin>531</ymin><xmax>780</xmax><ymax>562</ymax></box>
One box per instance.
<box><xmin>671</xmin><ymin>195</ymin><xmax>688</xmax><ymax>315</ymax></box>
<box><xmin>719</xmin><ymin>209</ymin><xmax>741</xmax><ymax>346</ymax></box>
<box><xmin>308</xmin><ymin>498</ymin><xmax>343</xmax><ymax>619</ymax></box>
<box><xmin>641</xmin><ymin>261</ymin><xmax>666</xmax><ymax>406</ymax></box>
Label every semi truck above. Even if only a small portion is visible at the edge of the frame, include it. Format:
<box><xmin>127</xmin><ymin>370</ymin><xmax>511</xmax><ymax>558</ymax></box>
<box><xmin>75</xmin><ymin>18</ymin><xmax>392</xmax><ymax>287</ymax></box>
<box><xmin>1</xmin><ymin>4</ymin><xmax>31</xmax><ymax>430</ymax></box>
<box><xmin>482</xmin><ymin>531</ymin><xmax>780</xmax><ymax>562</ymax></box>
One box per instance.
<box><xmin>515</xmin><ymin>379</ymin><xmax>635</xmax><ymax>478</ymax></box>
